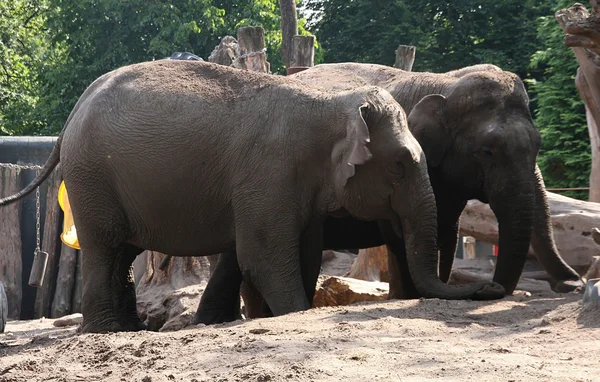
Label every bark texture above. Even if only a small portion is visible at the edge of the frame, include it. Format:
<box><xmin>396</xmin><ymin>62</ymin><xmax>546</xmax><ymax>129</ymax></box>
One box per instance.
<box><xmin>394</xmin><ymin>45</ymin><xmax>416</xmax><ymax>71</ymax></box>
<box><xmin>51</xmin><ymin>243</ymin><xmax>77</xmax><ymax>318</ymax></box>
<box><xmin>556</xmin><ymin>1</ymin><xmax>600</xmax><ymax>201</ymax></box>
<box><xmin>0</xmin><ymin>167</ymin><xmax>23</xmax><ymax>319</ymax></box>
<box><xmin>235</xmin><ymin>26</ymin><xmax>269</xmax><ymax>73</ymax></box>
<box><xmin>290</xmin><ymin>35</ymin><xmax>315</xmax><ymax>68</ymax></box>
<box><xmin>279</xmin><ymin>0</ymin><xmax>298</xmax><ymax>69</ymax></box>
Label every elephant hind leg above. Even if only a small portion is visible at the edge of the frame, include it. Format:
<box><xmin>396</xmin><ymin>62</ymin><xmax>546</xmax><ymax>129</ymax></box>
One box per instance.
<box><xmin>80</xmin><ymin>243</ymin><xmax>145</xmax><ymax>333</ymax></box>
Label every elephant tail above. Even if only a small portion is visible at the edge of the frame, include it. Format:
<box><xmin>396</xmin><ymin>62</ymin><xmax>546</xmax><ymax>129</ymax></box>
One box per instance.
<box><xmin>0</xmin><ymin>133</ymin><xmax>62</xmax><ymax>206</ymax></box>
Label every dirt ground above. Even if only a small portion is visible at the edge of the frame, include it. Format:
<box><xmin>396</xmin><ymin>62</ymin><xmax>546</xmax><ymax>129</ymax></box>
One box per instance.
<box><xmin>1</xmin><ymin>290</ymin><xmax>599</xmax><ymax>382</ymax></box>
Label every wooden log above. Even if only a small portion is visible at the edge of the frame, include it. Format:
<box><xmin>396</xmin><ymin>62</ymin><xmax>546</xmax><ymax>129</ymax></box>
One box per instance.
<box><xmin>34</xmin><ymin>168</ymin><xmax>62</xmax><ymax>318</ymax></box>
<box><xmin>312</xmin><ymin>275</ymin><xmax>388</xmax><ymax>308</ymax></box>
<box><xmin>345</xmin><ymin>246</ymin><xmax>389</xmax><ymax>282</ymax></box>
<box><xmin>51</xmin><ymin>243</ymin><xmax>77</xmax><ymax>318</ymax></box>
<box><xmin>0</xmin><ymin>167</ymin><xmax>23</xmax><ymax>319</ymax></box>
<box><xmin>289</xmin><ymin>35</ymin><xmax>315</xmax><ymax>72</ymax></box>
<box><xmin>459</xmin><ymin>192</ymin><xmax>600</xmax><ymax>274</ymax></box>
<box><xmin>71</xmin><ymin>250</ymin><xmax>82</xmax><ymax>313</ymax></box>
<box><xmin>394</xmin><ymin>45</ymin><xmax>416</xmax><ymax>71</ymax></box>
<box><xmin>235</xmin><ymin>26</ymin><xmax>269</xmax><ymax>73</ymax></box>
<box><xmin>207</xmin><ymin>35</ymin><xmax>238</xmax><ymax>66</ymax></box>
<box><xmin>0</xmin><ymin>281</ymin><xmax>7</xmax><ymax>333</ymax></box>
<box><xmin>279</xmin><ymin>0</ymin><xmax>298</xmax><ymax>69</ymax></box>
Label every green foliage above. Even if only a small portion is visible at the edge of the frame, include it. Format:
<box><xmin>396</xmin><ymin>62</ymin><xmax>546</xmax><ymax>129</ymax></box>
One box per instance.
<box><xmin>529</xmin><ymin>1</ymin><xmax>590</xmax><ymax>200</ymax></box>
<box><xmin>0</xmin><ymin>0</ymin><xmax>50</xmax><ymax>135</ymax></box>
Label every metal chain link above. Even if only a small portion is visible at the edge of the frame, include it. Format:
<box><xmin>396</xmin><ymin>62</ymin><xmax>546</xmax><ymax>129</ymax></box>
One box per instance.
<box><xmin>0</xmin><ymin>162</ymin><xmax>45</xmax><ymax>254</ymax></box>
<box><xmin>35</xmin><ymin>170</ymin><xmax>41</xmax><ymax>254</ymax></box>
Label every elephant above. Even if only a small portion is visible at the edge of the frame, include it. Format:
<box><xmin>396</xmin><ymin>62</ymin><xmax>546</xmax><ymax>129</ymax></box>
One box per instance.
<box><xmin>194</xmin><ymin>62</ymin><xmax>583</xmax><ymax>324</ymax></box>
<box><xmin>0</xmin><ymin>60</ymin><xmax>503</xmax><ymax>333</ymax></box>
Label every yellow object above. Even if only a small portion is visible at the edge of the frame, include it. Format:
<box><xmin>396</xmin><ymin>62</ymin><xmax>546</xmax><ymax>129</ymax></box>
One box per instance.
<box><xmin>58</xmin><ymin>181</ymin><xmax>80</xmax><ymax>249</ymax></box>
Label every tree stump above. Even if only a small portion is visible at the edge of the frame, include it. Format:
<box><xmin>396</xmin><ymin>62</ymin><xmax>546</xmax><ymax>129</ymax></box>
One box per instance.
<box><xmin>0</xmin><ymin>281</ymin><xmax>7</xmax><ymax>333</ymax></box>
<box><xmin>235</xmin><ymin>26</ymin><xmax>269</xmax><ymax>73</ymax></box>
<box><xmin>287</xmin><ymin>35</ymin><xmax>315</xmax><ymax>74</ymax></box>
<box><xmin>51</xmin><ymin>243</ymin><xmax>77</xmax><ymax>318</ymax></box>
<box><xmin>555</xmin><ymin>1</ymin><xmax>600</xmax><ymax>201</ymax></box>
<box><xmin>0</xmin><ymin>167</ymin><xmax>23</xmax><ymax>319</ymax></box>
<box><xmin>344</xmin><ymin>246</ymin><xmax>389</xmax><ymax>282</ymax></box>
<box><xmin>34</xmin><ymin>168</ymin><xmax>63</xmax><ymax>318</ymax></box>
<box><xmin>136</xmin><ymin>252</ymin><xmax>212</xmax><ymax>331</ymax></box>
<box><xmin>394</xmin><ymin>45</ymin><xmax>416</xmax><ymax>71</ymax></box>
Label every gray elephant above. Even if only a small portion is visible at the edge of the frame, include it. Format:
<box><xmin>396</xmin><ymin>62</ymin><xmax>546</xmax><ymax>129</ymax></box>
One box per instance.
<box><xmin>0</xmin><ymin>60</ymin><xmax>503</xmax><ymax>333</ymax></box>
<box><xmin>196</xmin><ymin>62</ymin><xmax>583</xmax><ymax>324</ymax></box>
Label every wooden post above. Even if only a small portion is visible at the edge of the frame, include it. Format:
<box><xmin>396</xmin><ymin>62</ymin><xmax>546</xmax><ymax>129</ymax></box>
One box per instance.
<box><xmin>279</xmin><ymin>0</ymin><xmax>298</xmax><ymax>69</ymax></box>
<box><xmin>34</xmin><ymin>168</ymin><xmax>62</xmax><ymax>318</ymax></box>
<box><xmin>287</xmin><ymin>35</ymin><xmax>315</xmax><ymax>75</ymax></box>
<box><xmin>51</xmin><ymin>243</ymin><xmax>77</xmax><ymax>317</ymax></box>
<box><xmin>71</xmin><ymin>250</ymin><xmax>83</xmax><ymax>313</ymax></box>
<box><xmin>235</xmin><ymin>26</ymin><xmax>269</xmax><ymax>73</ymax></box>
<box><xmin>0</xmin><ymin>281</ymin><xmax>7</xmax><ymax>333</ymax></box>
<box><xmin>0</xmin><ymin>167</ymin><xmax>23</xmax><ymax>319</ymax></box>
<box><xmin>394</xmin><ymin>45</ymin><xmax>416</xmax><ymax>71</ymax></box>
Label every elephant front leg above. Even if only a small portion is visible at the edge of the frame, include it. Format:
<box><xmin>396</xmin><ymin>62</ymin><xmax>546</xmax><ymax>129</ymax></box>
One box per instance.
<box><xmin>192</xmin><ymin>252</ymin><xmax>243</xmax><ymax>325</ymax></box>
<box><xmin>437</xmin><ymin>198</ymin><xmax>467</xmax><ymax>283</ymax></box>
<box><xmin>378</xmin><ymin>220</ymin><xmax>420</xmax><ymax>299</ymax></box>
<box><xmin>80</xmin><ymin>244</ymin><xmax>145</xmax><ymax>333</ymax></box>
<box><xmin>235</xmin><ymin>216</ymin><xmax>310</xmax><ymax>316</ymax></box>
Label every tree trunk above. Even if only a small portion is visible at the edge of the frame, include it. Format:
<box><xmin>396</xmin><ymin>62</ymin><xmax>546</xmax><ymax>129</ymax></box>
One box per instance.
<box><xmin>0</xmin><ymin>281</ymin><xmax>7</xmax><ymax>333</ymax></box>
<box><xmin>235</xmin><ymin>26</ymin><xmax>269</xmax><ymax>73</ymax></box>
<box><xmin>0</xmin><ymin>167</ymin><xmax>23</xmax><ymax>319</ymax></box>
<box><xmin>459</xmin><ymin>192</ymin><xmax>600</xmax><ymax>275</ymax></box>
<box><xmin>34</xmin><ymin>168</ymin><xmax>62</xmax><ymax>318</ymax></box>
<box><xmin>288</xmin><ymin>35</ymin><xmax>315</xmax><ymax>73</ymax></box>
<box><xmin>556</xmin><ymin>1</ymin><xmax>600</xmax><ymax>201</ymax></box>
<box><xmin>394</xmin><ymin>45</ymin><xmax>416</xmax><ymax>71</ymax></box>
<box><xmin>51</xmin><ymin>243</ymin><xmax>77</xmax><ymax>318</ymax></box>
<box><xmin>279</xmin><ymin>0</ymin><xmax>298</xmax><ymax>69</ymax></box>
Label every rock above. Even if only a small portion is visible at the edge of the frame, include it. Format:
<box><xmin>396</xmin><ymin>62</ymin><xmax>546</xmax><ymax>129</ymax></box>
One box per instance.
<box><xmin>52</xmin><ymin>313</ymin><xmax>83</xmax><ymax>327</ymax></box>
<box><xmin>312</xmin><ymin>276</ymin><xmax>388</xmax><ymax>308</ymax></box>
<box><xmin>583</xmin><ymin>278</ymin><xmax>600</xmax><ymax>307</ymax></box>
<box><xmin>344</xmin><ymin>246</ymin><xmax>389</xmax><ymax>282</ymax></box>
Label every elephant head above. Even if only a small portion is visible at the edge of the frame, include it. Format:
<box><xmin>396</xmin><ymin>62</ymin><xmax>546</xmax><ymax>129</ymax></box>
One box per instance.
<box><xmin>330</xmin><ymin>86</ymin><xmax>504</xmax><ymax>299</ymax></box>
<box><xmin>407</xmin><ymin>71</ymin><xmax>542</xmax><ymax>294</ymax></box>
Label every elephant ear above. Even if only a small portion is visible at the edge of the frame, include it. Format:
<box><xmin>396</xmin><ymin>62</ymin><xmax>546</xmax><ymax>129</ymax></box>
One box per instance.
<box><xmin>340</xmin><ymin>103</ymin><xmax>373</xmax><ymax>184</ymax></box>
<box><xmin>407</xmin><ymin>94</ymin><xmax>448</xmax><ymax>168</ymax></box>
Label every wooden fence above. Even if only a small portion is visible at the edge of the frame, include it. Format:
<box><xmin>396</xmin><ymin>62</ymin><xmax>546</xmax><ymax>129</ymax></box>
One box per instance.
<box><xmin>0</xmin><ymin>137</ymin><xmax>82</xmax><ymax>320</ymax></box>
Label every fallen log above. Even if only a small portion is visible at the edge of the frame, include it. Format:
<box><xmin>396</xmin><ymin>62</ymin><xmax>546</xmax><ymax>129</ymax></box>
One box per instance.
<box><xmin>459</xmin><ymin>192</ymin><xmax>600</xmax><ymax>274</ymax></box>
<box><xmin>312</xmin><ymin>275</ymin><xmax>388</xmax><ymax>308</ymax></box>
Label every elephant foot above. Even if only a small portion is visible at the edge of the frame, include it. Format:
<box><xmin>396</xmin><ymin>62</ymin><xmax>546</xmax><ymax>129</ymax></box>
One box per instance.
<box><xmin>192</xmin><ymin>306</ymin><xmax>242</xmax><ymax>325</ymax></box>
<box><xmin>80</xmin><ymin>317</ymin><xmax>147</xmax><ymax>333</ymax></box>
<box><xmin>471</xmin><ymin>282</ymin><xmax>506</xmax><ymax>300</ymax></box>
<box><xmin>554</xmin><ymin>279</ymin><xmax>584</xmax><ymax>293</ymax></box>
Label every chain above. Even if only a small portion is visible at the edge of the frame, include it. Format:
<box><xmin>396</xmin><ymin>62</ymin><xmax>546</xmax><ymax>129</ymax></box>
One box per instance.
<box><xmin>0</xmin><ymin>162</ymin><xmax>43</xmax><ymax>170</ymax></box>
<box><xmin>0</xmin><ymin>162</ymin><xmax>44</xmax><ymax>254</ymax></box>
<box><xmin>35</xmin><ymin>170</ymin><xmax>41</xmax><ymax>254</ymax></box>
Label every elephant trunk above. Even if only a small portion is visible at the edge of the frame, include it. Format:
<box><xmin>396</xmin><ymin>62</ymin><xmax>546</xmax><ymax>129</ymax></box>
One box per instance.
<box><xmin>394</xmin><ymin>177</ymin><xmax>504</xmax><ymax>300</ymax></box>
<box><xmin>488</xmin><ymin>176</ymin><xmax>536</xmax><ymax>295</ymax></box>
<box><xmin>529</xmin><ymin>166</ymin><xmax>582</xmax><ymax>286</ymax></box>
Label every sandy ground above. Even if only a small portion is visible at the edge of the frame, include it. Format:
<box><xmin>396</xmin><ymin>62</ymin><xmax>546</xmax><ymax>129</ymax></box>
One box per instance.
<box><xmin>1</xmin><ymin>290</ymin><xmax>599</xmax><ymax>382</ymax></box>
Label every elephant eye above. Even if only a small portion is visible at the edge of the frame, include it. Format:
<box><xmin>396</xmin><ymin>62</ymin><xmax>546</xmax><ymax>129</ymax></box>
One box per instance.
<box><xmin>482</xmin><ymin>146</ymin><xmax>494</xmax><ymax>156</ymax></box>
<box><xmin>392</xmin><ymin>159</ymin><xmax>405</xmax><ymax>178</ymax></box>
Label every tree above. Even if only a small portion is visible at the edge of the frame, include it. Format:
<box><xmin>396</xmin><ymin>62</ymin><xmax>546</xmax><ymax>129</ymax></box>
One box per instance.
<box><xmin>529</xmin><ymin>0</ymin><xmax>590</xmax><ymax>200</ymax></box>
<box><xmin>0</xmin><ymin>0</ymin><xmax>51</xmax><ymax>135</ymax></box>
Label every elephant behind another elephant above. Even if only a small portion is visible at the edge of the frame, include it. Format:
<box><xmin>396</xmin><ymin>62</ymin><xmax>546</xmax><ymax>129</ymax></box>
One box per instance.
<box><xmin>0</xmin><ymin>60</ymin><xmax>503</xmax><ymax>333</ymax></box>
